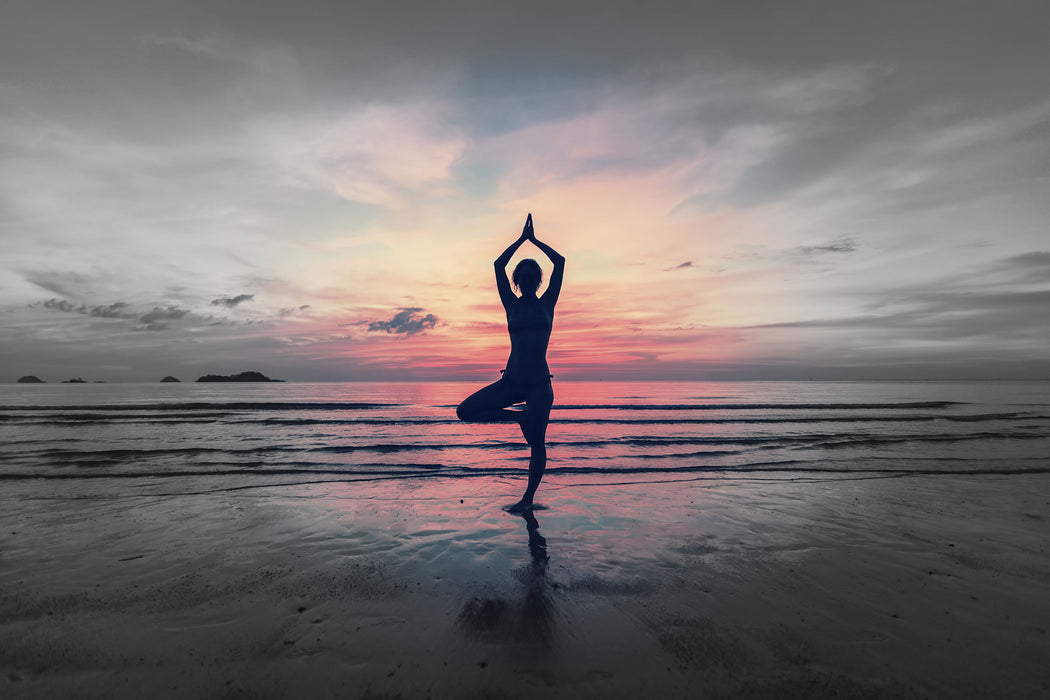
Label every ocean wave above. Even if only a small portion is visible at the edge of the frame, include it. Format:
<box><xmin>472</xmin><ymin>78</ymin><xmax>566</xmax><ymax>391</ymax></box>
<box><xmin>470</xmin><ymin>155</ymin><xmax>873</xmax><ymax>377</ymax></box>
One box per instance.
<box><xmin>0</xmin><ymin>412</ymin><xmax>233</xmax><ymax>421</ymax></box>
<box><xmin>542</xmin><ymin>412</ymin><xmax>1037</xmax><ymax>425</ymax></box>
<box><xmin>438</xmin><ymin>401</ymin><xmax>967</xmax><ymax>411</ymax></box>
<box><xmin>238</xmin><ymin>417</ymin><xmax>442</xmax><ymax>426</ymax></box>
<box><xmin>1</xmin><ymin>418</ymin><xmax>224</xmax><ymax>426</ymax></box>
<box><xmin>2</xmin><ymin>411</ymin><xmax>1042</xmax><ymax>430</ymax></box>
<box><xmin>8</xmin><ymin>429</ymin><xmax>1045</xmax><ymax>467</ymax></box>
<box><xmin>807</xmin><ymin>431</ymin><xmax>1050</xmax><ymax>449</ymax></box>
<box><xmin>3</xmin><ymin>459</ymin><xmax>1049</xmax><ymax>482</ymax></box>
<box><xmin>0</xmin><ymin>401</ymin><xmax>401</xmax><ymax>412</ymax></box>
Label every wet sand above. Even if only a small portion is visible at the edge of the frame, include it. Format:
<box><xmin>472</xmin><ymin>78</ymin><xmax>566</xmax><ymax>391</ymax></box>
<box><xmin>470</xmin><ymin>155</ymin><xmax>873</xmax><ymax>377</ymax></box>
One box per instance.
<box><xmin>2</xmin><ymin>472</ymin><xmax>1048</xmax><ymax>699</ymax></box>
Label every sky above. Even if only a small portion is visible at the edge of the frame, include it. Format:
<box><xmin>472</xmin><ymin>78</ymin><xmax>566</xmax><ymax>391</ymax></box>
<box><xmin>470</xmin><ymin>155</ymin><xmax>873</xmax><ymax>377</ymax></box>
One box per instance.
<box><xmin>2</xmin><ymin>0</ymin><xmax>1048</xmax><ymax>382</ymax></box>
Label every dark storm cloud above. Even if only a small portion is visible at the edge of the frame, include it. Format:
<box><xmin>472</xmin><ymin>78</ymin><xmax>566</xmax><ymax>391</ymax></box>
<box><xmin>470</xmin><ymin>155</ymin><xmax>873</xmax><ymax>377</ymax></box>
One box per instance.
<box><xmin>367</xmin><ymin>308</ymin><xmax>438</xmax><ymax>335</ymax></box>
<box><xmin>138</xmin><ymin>306</ymin><xmax>190</xmax><ymax>331</ymax></box>
<box><xmin>211</xmin><ymin>294</ymin><xmax>255</xmax><ymax>307</ymax></box>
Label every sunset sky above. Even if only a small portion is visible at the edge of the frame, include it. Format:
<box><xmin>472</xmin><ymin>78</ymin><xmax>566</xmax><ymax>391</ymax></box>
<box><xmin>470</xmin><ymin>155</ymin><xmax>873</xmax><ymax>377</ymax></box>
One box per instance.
<box><xmin>2</xmin><ymin>1</ymin><xmax>1048</xmax><ymax>381</ymax></box>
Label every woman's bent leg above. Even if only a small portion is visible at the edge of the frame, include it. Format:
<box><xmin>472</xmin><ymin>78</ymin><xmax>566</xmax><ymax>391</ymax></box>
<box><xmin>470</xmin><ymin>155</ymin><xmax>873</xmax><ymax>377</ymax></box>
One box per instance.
<box><xmin>456</xmin><ymin>379</ymin><xmax>525</xmax><ymax>423</ymax></box>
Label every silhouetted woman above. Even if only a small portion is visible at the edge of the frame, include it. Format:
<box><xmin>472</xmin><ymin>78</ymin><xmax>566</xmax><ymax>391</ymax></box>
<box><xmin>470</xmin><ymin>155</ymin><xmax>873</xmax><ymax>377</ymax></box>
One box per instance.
<box><xmin>457</xmin><ymin>214</ymin><xmax>565</xmax><ymax>513</ymax></box>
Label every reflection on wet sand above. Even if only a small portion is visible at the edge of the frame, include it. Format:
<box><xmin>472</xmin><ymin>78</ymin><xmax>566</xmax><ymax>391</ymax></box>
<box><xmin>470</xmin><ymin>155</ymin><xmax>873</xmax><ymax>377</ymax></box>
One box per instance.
<box><xmin>456</xmin><ymin>511</ymin><xmax>555</xmax><ymax>646</ymax></box>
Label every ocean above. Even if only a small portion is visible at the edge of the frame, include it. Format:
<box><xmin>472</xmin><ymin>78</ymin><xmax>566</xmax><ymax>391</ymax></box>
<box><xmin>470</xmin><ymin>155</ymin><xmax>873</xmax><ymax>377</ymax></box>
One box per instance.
<box><xmin>2</xmin><ymin>381</ymin><xmax>1048</xmax><ymax>493</ymax></box>
<box><xmin>4</xmin><ymin>380</ymin><xmax>1050</xmax><ymax>698</ymax></box>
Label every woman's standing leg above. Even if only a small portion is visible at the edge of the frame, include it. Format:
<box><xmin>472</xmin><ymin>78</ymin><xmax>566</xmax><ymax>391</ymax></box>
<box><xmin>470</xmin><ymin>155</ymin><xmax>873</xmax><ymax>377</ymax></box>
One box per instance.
<box><xmin>510</xmin><ymin>381</ymin><xmax>554</xmax><ymax>512</ymax></box>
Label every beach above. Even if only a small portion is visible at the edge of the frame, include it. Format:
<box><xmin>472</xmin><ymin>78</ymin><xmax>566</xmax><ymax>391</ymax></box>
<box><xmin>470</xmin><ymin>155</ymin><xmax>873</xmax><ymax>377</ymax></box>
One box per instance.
<box><xmin>2</xmin><ymin>380</ymin><xmax>1049</xmax><ymax>698</ymax></box>
<box><xmin>3</xmin><ymin>470</ymin><xmax>1048</xmax><ymax>699</ymax></box>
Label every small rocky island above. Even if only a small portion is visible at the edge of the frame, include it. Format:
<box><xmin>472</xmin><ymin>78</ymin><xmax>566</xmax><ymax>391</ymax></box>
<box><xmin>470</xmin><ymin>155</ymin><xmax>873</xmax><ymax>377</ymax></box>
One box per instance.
<box><xmin>62</xmin><ymin>378</ymin><xmax>88</xmax><ymax>383</ymax></box>
<box><xmin>195</xmin><ymin>371</ymin><xmax>284</xmax><ymax>383</ymax></box>
<box><xmin>160</xmin><ymin>376</ymin><xmax>181</xmax><ymax>383</ymax></box>
<box><xmin>18</xmin><ymin>375</ymin><xmax>45</xmax><ymax>383</ymax></box>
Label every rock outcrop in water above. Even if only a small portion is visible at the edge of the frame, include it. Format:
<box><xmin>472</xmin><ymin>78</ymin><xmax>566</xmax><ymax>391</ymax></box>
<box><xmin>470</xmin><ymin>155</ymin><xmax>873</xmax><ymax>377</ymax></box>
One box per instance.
<box><xmin>62</xmin><ymin>378</ymin><xmax>88</xmax><ymax>383</ymax></box>
<box><xmin>17</xmin><ymin>375</ymin><xmax>45</xmax><ymax>383</ymax></box>
<box><xmin>195</xmin><ymin>371</ymin><xmax>284</xmax><ymax>383</ymax></box>
<box><xmin>160</xmin><ymin>376</ymin><xmax>181</xmax><ymax>383</ymax></box>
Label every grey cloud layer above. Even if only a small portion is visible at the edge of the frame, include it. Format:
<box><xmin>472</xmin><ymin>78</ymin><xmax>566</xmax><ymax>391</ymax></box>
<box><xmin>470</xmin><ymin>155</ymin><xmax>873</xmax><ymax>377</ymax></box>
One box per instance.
<box><xmin>38</xmin><ymin>297</ymin><xmax>196</xmax><ymax>331</ymax></box>
<box><xmin>748</xmin><ymin>251</ymin><xmax>1050</xmax><ymax>369</ymax></box>
<box><xmin>42</xmin><ymin>299</ymin><xmax>133</xmax><ymax>318</ymax></box>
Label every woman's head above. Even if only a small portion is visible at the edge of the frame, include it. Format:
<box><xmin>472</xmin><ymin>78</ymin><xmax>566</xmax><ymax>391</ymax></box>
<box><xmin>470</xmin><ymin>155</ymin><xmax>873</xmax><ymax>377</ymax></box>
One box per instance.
<box><xmin>512</xmin><ymin>258</ymin><xmax>543</xmax><ymax>294</ymax></box>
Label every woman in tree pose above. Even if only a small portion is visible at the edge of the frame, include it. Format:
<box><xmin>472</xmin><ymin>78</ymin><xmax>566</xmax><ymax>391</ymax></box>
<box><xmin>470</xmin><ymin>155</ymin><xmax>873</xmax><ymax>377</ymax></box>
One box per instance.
<box><xmin>457</xmin><ymin>214</ymin><xmax>565</xmax><ymax>513</ymax></box>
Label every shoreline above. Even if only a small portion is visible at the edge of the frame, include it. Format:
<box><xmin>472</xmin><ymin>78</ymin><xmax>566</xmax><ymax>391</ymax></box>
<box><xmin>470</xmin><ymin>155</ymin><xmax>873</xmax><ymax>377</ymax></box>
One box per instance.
<box><xmin>2</xmin><ymin>472</ymin><xmax>1048</xmax><ymax>698</ymax></box>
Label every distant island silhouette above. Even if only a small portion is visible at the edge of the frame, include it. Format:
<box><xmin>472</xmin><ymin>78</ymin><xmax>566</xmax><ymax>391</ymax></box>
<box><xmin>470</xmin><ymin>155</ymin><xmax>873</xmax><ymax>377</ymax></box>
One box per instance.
<box><xmin>160</xmin><ymin>376</ymin><xmax>181</xmax><ymax>383</ymax></box>
<box><xmin>195</xmin><ymin>371</ymin><xmax>284</xmax><ymax>383</ymax></box>
<box><xmin>18</xmin><ymin>375</ymin><xmax>45</xmax><ymax>383</ymax></box>
<box><xmin>62</xmin><ymin>378</ymin><xmax>87</xmax><ymax>384</ymax></box>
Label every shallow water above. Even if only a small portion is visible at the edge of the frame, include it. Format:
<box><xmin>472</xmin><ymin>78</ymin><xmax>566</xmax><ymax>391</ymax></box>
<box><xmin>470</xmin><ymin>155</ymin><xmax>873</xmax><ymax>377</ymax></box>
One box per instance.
<box><xmin>1</xmin><ymin>381</ymin><xmax>1048</xmax><ymax>488</ymax></box>
<box><xmin>3</xmin><ymin>381</ymin><xmax>1049</xmax><ymax>698</ymax></box>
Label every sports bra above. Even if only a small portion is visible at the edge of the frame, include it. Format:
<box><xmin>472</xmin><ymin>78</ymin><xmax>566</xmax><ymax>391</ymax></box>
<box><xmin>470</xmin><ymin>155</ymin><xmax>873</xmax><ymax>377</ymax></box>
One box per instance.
<box><xmin>507</xmin><ymin>303</ymin><xmax>551</xmax><ymax>334</ymax></box>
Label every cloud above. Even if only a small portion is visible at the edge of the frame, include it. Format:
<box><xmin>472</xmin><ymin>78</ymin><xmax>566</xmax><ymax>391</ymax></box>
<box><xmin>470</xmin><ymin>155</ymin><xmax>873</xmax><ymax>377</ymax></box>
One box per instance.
<box><xmin>992</xmin><ymin>251</ymin><xmax>1050</xmax><ymax>284</ymax></box>
<box><xmin>25</xmin><ymin>273</ymin><xmax>93</xmax><ymax>299</ymax></box>
<box><xmin>796</xmin><ymin>238</ymin><xmax>857</xmax><ymax>255</ymax></box>
<box><xmin>211</xmin><ymin>294</ymin><xmax>255</xmax><ymax>307</ymax></box>
<box><xmin>278</xmin><ymin>304</ymin><xmax>312</xmax><ymax>317</ymax></box>
<box><xmin>88</xmin><ymin>302</ymin><xmax>131</xmax><ymax>318</ymax></box>
<box><xmin>138</xmin><ymin>306</ymin><xmax>190</xmax><ymax>331</ymax></box>
<box><xmin>41</xmin><ymin>298</ymin><xmax>132</xmax><ymax>318</ymax></box>
<box><xmin>1005</xmin><ymin>251</ymin><xmax>1050</xmax><ymax>267</ymax></box>
<box><xmin>42</xmin><ymin>298</ymin><xmax>78</xmax><ymax>313</ymax></box>
<box><xmin>367</xmin><ymin>308</ymin><xmax>439</xmax><ymax>335</ymax></box>
<box><xmin>665</xmin><ymin>261</ymin><xmax>693</xmax><ymax>271</ymax></box>
<box><xmin>742</xmin><ymin>250</ymin><xmax>1050</xmax><ymax>371</ymax></box>
<box><xmin>279</xmin><ymin>103</ymin><xmax>466</xmax><ymax>207</ymax></box>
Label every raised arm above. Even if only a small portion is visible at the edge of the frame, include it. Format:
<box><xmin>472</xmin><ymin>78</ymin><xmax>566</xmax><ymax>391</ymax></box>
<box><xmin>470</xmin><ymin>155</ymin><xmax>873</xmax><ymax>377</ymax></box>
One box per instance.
<box><xmin>528</xmin><ymin>223</ymin><xmax>565</xmax><ymax>309</ymax></box>
<box><xmin>494</xmin><ymin>216</ymin><xmax>530</xmax><ymax>308</ymax></box>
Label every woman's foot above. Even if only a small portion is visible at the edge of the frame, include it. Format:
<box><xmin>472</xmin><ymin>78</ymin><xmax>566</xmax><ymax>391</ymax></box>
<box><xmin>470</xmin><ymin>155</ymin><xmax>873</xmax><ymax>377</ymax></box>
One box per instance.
<box><xmin>506</xmin><ymin>499</ymin><xmax>534</xmax><ymax>514</ymax></box>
